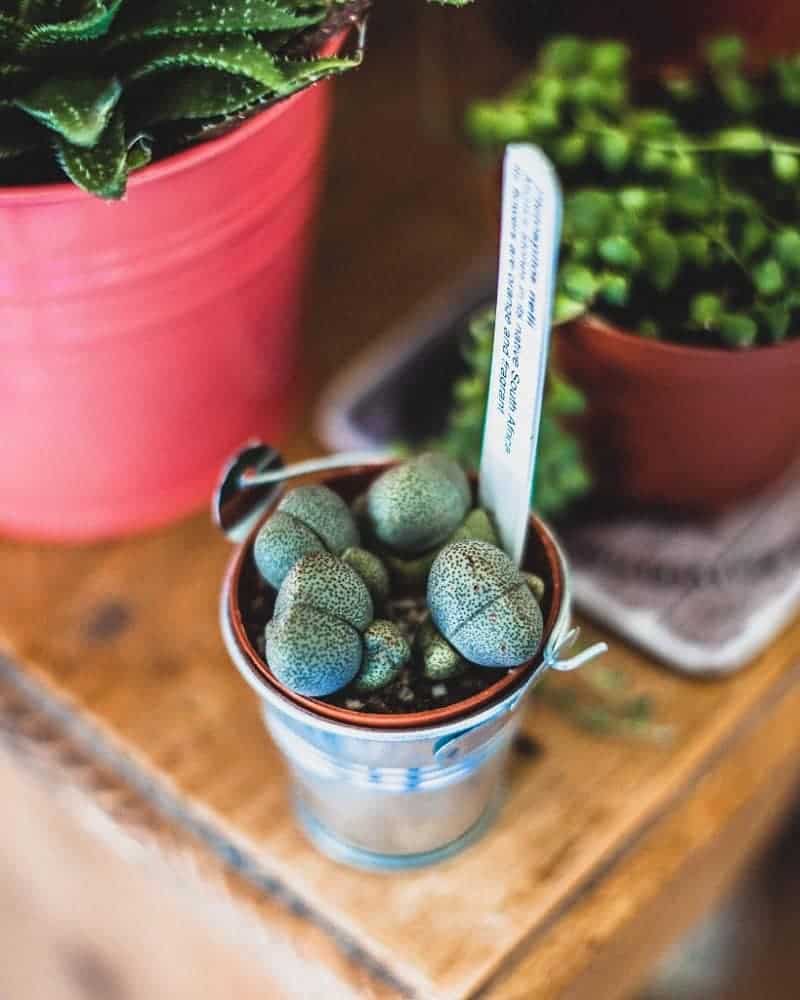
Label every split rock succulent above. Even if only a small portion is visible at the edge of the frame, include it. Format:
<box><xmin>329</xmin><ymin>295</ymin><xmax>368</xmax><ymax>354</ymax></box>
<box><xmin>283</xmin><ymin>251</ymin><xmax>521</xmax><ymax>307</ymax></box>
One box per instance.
<box><xmin>254</xmin><ymin>483</ymin><xmax>359</xmax><ymax>589</ymax></box>
<box><xmin>366</xmin><ymin>452</ymin><xmax>470</xmax><ymax>556</ymax></box>
<box><xmin>427</xmin><ymin>539</ymin><xmax>543</xmax><ymax>668</ymax></box>
<box><xmin>265</xmin><ymin>550</ymin><xmax>408</xmax><ymax>697</ymax></box>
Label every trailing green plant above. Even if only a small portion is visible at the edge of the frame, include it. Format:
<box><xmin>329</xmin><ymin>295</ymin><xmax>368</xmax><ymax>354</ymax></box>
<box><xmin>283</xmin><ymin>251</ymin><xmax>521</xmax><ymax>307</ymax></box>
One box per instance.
<box><xmin>0</xmin><ymin>0</ymin><xmax>469</xmax><ymax>198</ymax></box>
<box><xmin>439</xmin><ymin>306</ymin><xmax>591</xmax><ymax>518</ymax></box>
<box><xmin>467</xmin><ymin>34</ymin><xmax>800</xmax><ymax>349</ymax></box>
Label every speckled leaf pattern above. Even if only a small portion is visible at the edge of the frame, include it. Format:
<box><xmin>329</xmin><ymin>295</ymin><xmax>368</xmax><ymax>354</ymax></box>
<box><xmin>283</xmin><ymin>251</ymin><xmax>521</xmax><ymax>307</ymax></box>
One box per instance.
<box><xmin>127</xmin><ymin>35</ymin><xmax>288</xmax><ymax>89</ymax></box>
<box><xmin>20</xmin><ymin>0</ymin><xmax>125</xmax><ymax>47</ymax></box>
<box><xmin>277</xmin><ymin>53</ymin><xmax>360</xmax><ymax>93</ymax></box>
<box><xmin>131</xmin><ymin>68</ymin><xmax>272</xmax><ymax>125</ymax></box>
<box><xmin>112</xmin><ymin>0</ymin><xmax>324</xmax><ymax>45</ymax></box>
<box><xmin>55</xmin><ymin>106</ymin><xmax>127</xmax><ymax>197</ymax></box>
<box><xmin>15</xmin><ymin>74</ymin><xmax>121</xmax><ymax>145</ymax></box>
<box><xmin>126</xmin><ymin>131</ymin><xmax>151</xmax><ymax>170</ymax></box>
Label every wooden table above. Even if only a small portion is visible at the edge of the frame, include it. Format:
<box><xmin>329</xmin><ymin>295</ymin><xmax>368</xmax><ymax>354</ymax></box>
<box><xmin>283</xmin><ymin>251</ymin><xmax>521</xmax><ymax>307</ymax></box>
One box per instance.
<box><xmin>1</xmin><ymin>8</ymin><xmax>799</xmax><ymax>999</ymax></box>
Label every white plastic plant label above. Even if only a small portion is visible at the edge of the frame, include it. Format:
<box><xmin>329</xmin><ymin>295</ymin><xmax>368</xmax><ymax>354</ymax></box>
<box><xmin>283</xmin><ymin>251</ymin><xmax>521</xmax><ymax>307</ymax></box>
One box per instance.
<box><xmin>479</xmin><ymin>144</ymin><xmax>563</xmax><ymax>567</ymax></box>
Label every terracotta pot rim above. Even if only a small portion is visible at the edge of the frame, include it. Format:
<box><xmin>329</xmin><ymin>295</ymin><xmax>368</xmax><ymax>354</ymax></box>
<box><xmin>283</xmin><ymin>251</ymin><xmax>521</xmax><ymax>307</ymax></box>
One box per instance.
<box><xmin>0</xmin><ymin>32</ymin><xmax>348</xmax><ymax>206</ymax></box>
<box><xmin>574</xmin><ymin>311</ymin><xmax>800</xmax><ymax>365</ymax></box>
<box><xmin>227</xmin><ymin>463</ymin><xmax>565</xmax><ymax>732</ymax></box>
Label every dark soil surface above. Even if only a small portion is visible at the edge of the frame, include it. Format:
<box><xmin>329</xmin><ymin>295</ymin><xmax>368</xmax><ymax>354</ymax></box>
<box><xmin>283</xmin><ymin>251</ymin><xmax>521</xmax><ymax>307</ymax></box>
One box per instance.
<box><xmin>241</xmin><ymin>570</ymin><xmax>508</xmax><ymax>716</ymax></box>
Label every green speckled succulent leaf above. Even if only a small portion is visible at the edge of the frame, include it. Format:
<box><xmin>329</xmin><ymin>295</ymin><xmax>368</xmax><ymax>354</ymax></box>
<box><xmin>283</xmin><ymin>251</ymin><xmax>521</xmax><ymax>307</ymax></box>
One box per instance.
<box><xmin>15</xmin><ymin>74</ymin><xmax>121</xmax><ymax>145</ymax></box>
<box><xmin>21</xmin><ymin>0</ymin><xmax>125</xmax><ymax>47</ymax></box>
<box><xmin>273</xmin><ymin>551</ymin><xmax>373</xmax><ymax>633</ymax></box>
<box><xmin>126</xmin><ymin>131</ymin><xmax>151</xmax><ymax>170</ymax></box>
<box><xmin>55</xmin><ymin>106</ymin><xmax>127</xmax><ymax>197</ymax></box>
<box><xmin>277</xmin><ymin>52</ymin><xmax>360</xmax><ymax>91</ymax></box>
<box><xmin>130</xmin><ymin>68</ymin><xmax>270</xmax><ymax>125</ymax></box>
<box><xmin>112</xmin><ymin>0</ymin><xmax>323</xmax><ymax>45</ymax></box>
<box><xmin>277</xmin><ymin>484</ymin><xmax>359</xmax><ymax>557</ymax></box>
<box><xmin>126</xmin><ymin>35</ymin><xmax>288</xmax><ymax>88</ymax></box>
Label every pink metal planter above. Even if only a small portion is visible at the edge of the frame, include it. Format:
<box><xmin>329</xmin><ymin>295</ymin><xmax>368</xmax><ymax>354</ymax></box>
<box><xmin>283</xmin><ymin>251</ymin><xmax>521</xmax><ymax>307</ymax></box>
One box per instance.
<box><xmin>0</xmin><ymin>62</ymin><xmax>337</xmax><ymax>541</ymax></box>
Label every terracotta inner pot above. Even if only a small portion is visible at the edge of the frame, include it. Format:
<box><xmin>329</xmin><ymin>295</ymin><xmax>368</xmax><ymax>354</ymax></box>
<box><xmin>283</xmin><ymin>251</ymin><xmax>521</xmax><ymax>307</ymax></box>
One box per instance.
<box><xmin>228</xmin><ymin>465</ymin><xmax>564</xmax><ymax>730</ymax></box>
<box><xmin>556</xmin><ymin>314</ymin><xmax>800</xmax><ymax>514</ymax></box>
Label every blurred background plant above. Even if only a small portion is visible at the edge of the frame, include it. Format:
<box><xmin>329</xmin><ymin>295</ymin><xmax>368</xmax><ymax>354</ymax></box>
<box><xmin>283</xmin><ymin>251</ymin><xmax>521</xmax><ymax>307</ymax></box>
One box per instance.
<box><xmin>467</xmin><ymin>35</ymin><xmax>800</xmax><ymax>349</ymax></box>
<box><xmin>438</xmin><ymin>306</ymin><xmax>591</xmax><ymax>518</ymax></box>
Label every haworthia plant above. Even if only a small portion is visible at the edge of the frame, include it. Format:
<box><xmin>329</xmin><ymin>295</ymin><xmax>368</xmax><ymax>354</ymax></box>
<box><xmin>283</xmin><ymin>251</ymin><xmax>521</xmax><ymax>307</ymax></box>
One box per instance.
<box><xmin>0</xmin><ymin>0</ymin><xmax>470</xmax><ymax>198</ymax></box>
<box><xmin>467</xmin><ymin>35</ymin><xmax>800</xmax><ymax>349</ymax></box>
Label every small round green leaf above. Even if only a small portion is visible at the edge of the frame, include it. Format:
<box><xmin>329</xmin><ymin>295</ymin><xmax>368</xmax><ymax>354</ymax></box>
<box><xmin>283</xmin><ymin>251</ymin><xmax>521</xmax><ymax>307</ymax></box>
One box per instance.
<box><xmin>754</xmin><ymin>258</ymin><xmax>784</xmax><ymax>296</ymax></box>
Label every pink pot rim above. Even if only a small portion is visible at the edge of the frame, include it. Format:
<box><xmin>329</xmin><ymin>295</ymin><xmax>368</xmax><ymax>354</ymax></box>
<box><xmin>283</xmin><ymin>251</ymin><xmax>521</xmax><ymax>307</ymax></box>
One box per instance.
<box><xmin>569</xmin><ymin>311</ymin><xmax>800</xmax><ymax>368</ymax></box>
<box><xmin>0</xmin><ymin>32</ymin><xmax>348</xmax><ymax>206</ymax></box>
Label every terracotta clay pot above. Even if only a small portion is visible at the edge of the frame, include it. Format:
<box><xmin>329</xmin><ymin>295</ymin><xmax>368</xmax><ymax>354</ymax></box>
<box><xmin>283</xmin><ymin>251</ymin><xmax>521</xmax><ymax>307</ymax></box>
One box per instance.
<box><xmin>226</xmin><ymin>465</ymin><xmax>566</xmax><ymax>730</ymax></box>
<box><xmin>556</xmin><ymin>314</ymin><xmax>800</xmax><ymax>514</ymax></box>
<box><xmin>0</xmin><ymin>37</ymin><xmax>346</xmax><ymax>542</ymax></box>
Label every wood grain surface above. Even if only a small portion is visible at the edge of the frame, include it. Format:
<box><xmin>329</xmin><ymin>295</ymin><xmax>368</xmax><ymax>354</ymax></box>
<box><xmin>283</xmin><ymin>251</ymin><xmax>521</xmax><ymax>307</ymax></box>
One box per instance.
<box><xmin>1</xmin><ymin>505</ymin><xmax>798</xmax><ymax>999</ymax></box>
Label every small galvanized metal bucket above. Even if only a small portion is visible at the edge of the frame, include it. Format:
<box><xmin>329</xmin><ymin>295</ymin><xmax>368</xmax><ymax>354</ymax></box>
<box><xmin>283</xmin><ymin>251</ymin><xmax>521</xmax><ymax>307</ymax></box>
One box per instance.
<box><xmin>216</xmin><ymin>443</ymin><xmax>605</xmax><ymax>871</ymax></box>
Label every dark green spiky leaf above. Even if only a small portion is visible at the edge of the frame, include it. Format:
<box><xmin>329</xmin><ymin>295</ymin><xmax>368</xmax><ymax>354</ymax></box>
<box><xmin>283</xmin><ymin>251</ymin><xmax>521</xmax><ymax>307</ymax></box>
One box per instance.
<box><xmin>15</xmin><ymin>75</ymin><xmax>121</xmax><ymax>145</ymax></box>
<box><xmin>277</xmin><ymin>53</ymin><xmax>361</xmax><ymax>93</ymax></box>
<box><xmin>20</xmin><ymin>0</ymin><xmax>125</xmax><ymax>47</ymax></box>
<box><xmin>127</xmin><ymin>35</ymin><xmax>289</xmax><ymax>89</ymax></box>
<box><xmin>55</xmin><ymin>107</ymin><xmax>127</xmax><ymax>197</ymax></box>
<box><xmin>126</xmin><ymin>132</ymin><xmax>152</xmax><ymax>171</ymax></box>
<box><xmin>130</xmin><ymin>69</ymin><xmax>269</xmax><ymax>124</ymax></box>
<box><xmin>112</xmin><ymin>0</ymin><xmax>325</xmax><ymax>46</ymax></box>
